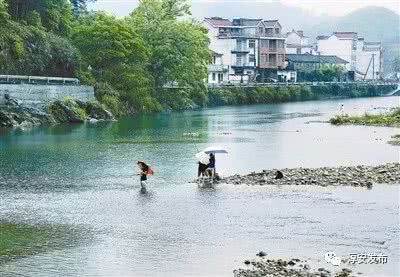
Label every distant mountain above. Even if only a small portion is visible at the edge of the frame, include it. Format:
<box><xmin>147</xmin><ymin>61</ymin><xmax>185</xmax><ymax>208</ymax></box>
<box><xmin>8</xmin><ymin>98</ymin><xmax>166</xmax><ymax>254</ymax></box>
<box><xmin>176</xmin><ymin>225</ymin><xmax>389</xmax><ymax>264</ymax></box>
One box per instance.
<box><xmin>306</xmin><ymin>7</ymin><xmax>400</xmax><ymax>43</ymax></box>
<box><xmin>305</xmin><ymin>7</ymin><xmax>400</xmax><ymax>73</ymax></box>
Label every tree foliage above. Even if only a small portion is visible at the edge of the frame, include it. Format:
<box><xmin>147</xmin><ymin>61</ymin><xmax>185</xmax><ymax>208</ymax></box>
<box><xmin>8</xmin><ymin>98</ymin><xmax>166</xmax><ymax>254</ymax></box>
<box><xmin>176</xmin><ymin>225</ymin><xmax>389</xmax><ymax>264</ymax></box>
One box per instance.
<box><xmin>0</xmin><ymin>0</ymin><xmax>210</xmax><ymax>113</ymax></box>
<box><xmin>129</xmin><ymin>0</ymin><xmax>209</xmax><ymax>107</ymax></box>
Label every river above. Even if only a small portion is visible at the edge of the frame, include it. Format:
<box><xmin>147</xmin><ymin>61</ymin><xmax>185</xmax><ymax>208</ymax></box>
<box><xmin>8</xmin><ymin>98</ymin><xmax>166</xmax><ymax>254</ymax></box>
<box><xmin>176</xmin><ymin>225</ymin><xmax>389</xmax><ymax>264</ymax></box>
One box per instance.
<box><xmin>0</xmin><ymin>96</ymin><xmax>399</xmax><ymax>276</ymax></box>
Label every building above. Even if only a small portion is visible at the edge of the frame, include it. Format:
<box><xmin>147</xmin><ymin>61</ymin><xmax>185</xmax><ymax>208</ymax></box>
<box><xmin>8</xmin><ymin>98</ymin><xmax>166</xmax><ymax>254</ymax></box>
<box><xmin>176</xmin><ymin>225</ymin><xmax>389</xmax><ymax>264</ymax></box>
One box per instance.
<box><xmin>356</xmin><ymin>39</ymin><xmax>384</xmax><ymax>80</ymax></box>
<box><xmin>286</xmin><ymin>53</ymin><xmax>348</xmax><ymax>82</ymax></box>
<box><xmin>207</xmin><ymin>51</ymin><xmax>229</xmax><ymax>84</ymax></box>
<box><xmin>317</xmin><ymin>32</ymin><xmax>358</xmax><ymax>71</ymax></box>
<box><xmin>286</xmin><ymin>53</ymin><xmax>348</xmax><ymax>71</ymax></box>
<box><xmin>286</xmin><ymin>30</ymin><xmax>314</xmax><ymax>54</ymax></box>
<box><xmin>316</xmin><ymin>32</ymin><xmax>383</xmax><ymax>80</ymax></box>
<box><xmin>202</xmin><ymin>17</ymin><xmax>286</xmax><ymax>83</ymax></box>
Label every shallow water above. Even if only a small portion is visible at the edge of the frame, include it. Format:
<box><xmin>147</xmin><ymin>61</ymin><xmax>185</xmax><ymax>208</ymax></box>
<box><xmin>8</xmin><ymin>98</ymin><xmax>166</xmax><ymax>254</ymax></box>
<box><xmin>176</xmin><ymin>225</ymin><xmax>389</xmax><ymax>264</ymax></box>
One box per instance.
<box><xmin>0</xmin><ymin>96</ymin><xmax>399</xmax><ymax>276</ymax></box>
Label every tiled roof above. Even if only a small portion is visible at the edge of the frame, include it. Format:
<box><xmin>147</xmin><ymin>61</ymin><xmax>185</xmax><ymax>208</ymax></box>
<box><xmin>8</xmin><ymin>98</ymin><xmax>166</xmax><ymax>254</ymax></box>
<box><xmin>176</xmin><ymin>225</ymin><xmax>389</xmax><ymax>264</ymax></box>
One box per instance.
<box><xmin>238</xmin><ymin>18</ymin><xmax>263</xmax><ymax>27</ymax></box>
<box><xmin>263</xmin><ymin>20</ymin><xmax>278</xmax><ymax>27</ymax></box>
<box><xmin>287</xmin><ymin>54</ymin><xmax>348</xmax><ymax>64</ymax></box>
<box><xmin>316</xmin><ymin>35</ymin><xmax>329</xmax><ymax>40</ymax></box>
<box><xmin>204</xmin><ymin>17</ymin><xmax>232</xmax><ymax>27</ymax></box>
<box><xmin>210</xmin><ymin>50</ymin><xmax>223</xmax><ymax>56</ymax></box>
<box><xmin>333</xmin><ymin>32</ymin><xmax>358</xmax><ymax>40</ymax></box>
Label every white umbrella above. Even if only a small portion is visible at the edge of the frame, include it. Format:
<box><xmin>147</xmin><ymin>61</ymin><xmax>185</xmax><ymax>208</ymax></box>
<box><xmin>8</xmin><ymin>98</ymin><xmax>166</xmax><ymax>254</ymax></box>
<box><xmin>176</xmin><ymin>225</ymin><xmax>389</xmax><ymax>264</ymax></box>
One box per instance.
<box><xmin>195</xmin><ymin>152</ymin><xmax>210</xmax><ymax>165</ymax></box>
<box><xmin>202</xmin><ymin>146</ymin><xmax>228</xmax><ymax>154</ymax></box>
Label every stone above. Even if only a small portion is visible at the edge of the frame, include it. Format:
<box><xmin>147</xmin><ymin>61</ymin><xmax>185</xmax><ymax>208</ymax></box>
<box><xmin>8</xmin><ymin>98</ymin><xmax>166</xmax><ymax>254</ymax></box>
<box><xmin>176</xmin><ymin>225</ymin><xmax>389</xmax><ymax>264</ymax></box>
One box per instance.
<box><xmin>244</xmin><ymin>260</ymin><xmax>251</xmax><ymax>265</ymax></box>
<box><xmin>275</xmin><ymin>171</ymin><xmax>284</xmax><ymax>179</ymax></box>
<box><xmin>257</xmin><ymin>251</ymin><xmax>267</xmax><ymax>257</ymax></box>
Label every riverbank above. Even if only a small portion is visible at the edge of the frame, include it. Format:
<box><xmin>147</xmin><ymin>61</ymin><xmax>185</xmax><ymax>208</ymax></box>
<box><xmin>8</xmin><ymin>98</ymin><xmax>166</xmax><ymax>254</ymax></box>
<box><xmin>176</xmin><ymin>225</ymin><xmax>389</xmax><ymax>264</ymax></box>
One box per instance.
<box><xmin>218</xmin><ymin>163</ymin><xmax>400</xmax><ymax>187</ymax></box>
<box><xmin>0</xmin><ymin>97</ymin><xmax>114</xmax><ymax>128</ymax></box>
<box><xmin>329</xmin><ymin>107</ymin><xmax>400</xmax><ymax>127</ymax></box>
<box><xmin>234</xmin><ymin>253</ymin><xmax>354</xmax><ymax>277</ymax></box>
<box><xmin>206</xmin><ymin>83</ymin><xmax>396</xmax><ymax>107</ymax></box>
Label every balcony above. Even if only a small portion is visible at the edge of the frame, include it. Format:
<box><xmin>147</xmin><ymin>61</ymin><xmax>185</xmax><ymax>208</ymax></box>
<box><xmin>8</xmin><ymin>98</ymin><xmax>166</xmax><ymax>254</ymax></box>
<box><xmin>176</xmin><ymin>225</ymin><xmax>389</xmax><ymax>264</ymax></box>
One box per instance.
<box><xmin>231</xmin><ymin>63</ymin><xmax>255</xmax><ymax>69</ymax></box>
<box><xmin>231</xmin><ymin>47</ymin><xmax>251</xmax><ymax>54</ymax></box>
<box><xmin>208</xmin><ymin>64</ymin><xmax>229</xmax><ymax>72</ymax></box>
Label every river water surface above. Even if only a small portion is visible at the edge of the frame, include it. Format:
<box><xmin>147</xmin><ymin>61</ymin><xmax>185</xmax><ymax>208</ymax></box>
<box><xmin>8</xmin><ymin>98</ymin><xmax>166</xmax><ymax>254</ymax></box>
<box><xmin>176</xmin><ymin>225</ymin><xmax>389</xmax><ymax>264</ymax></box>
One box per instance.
<box><xmin>0</xmin><ymin>96</ymin><xmax>399</xmax><ymax>276</ymax></box>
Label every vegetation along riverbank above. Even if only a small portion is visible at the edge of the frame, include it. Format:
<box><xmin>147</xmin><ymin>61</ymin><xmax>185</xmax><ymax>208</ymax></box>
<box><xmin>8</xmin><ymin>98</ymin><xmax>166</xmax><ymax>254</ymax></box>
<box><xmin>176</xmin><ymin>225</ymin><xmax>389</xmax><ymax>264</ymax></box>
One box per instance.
<box><xmin>330</xmin><ymin>107</ymin><xmax>400</xmax><ymax>127</ymax></box>
<box><xmin>219</xmin><ymin>163</ymin><xmax>400</xmax><ymax>187</ymax></box>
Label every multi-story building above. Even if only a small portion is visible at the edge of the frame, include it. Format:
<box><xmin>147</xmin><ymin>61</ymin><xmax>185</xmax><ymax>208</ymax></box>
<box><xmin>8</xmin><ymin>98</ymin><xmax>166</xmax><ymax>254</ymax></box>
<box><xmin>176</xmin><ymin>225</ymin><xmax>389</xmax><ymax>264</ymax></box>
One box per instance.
<box><xmin>316</xmin><ymin>32</ymin><xmax>383</xmax><ymax>80</ymax></box>
<box><xmin>286</xmin><ymin>30</ymin><xmax>314</xmax><ymax>54</ymax></box>
<box><xmin>202</xmin><ymin>17</ymin><xmax>286</xmax><ymax>83</ymax></box>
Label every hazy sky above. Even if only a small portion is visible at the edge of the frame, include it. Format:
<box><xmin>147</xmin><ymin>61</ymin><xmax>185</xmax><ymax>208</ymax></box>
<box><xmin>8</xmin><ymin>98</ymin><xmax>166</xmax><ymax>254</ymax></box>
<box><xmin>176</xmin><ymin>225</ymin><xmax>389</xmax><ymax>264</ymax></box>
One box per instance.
<box><xmin>90</xmin><ymin>0</ymin><xmax>400</xmax><ymax>17</ymax></box>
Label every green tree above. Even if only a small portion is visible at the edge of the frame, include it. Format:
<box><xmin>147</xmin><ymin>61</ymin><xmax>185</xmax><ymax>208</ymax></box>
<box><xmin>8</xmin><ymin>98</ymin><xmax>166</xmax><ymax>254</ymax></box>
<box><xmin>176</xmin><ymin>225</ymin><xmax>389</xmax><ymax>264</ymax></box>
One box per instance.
<box><xmin>129</xmin><ymin>0</ymin><xmax>209</xmax><ymax>107</ymax></box>
<box><xmin>72</xmin><ymin>13</ymin><xmax>155</xmax><ymax>112</ymax></box>
<box><xmin>5</xmin><ymin>0</ymin><xmax>73</xmax><ymax>35</ymax></box>
<box><xmin>0</xmin><ymin>0</ymin><xmax>9</xmax><ymax>23</ymax></box>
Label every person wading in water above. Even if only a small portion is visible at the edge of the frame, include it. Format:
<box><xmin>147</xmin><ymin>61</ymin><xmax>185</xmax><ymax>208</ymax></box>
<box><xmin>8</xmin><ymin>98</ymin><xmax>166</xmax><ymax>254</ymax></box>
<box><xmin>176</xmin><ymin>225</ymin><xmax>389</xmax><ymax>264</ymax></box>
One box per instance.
<box><xmin>137</xmin><ymin>161</ymin><xmax>153</xmax><ymax>191</ymax></box>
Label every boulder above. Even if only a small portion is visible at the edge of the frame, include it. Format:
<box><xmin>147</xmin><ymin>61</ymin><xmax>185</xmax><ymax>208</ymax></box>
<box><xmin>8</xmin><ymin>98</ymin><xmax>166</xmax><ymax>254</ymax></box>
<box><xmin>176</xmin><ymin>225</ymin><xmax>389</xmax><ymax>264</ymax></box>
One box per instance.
<box><xmin>85</xmin><ymin>102</ymin><xmax>114</xmax><ymax>120</ymax></box>
<box><xmin>48</xmin><ymin>100</ymin><xmax>86</xmax><ymax>123</ymax></box>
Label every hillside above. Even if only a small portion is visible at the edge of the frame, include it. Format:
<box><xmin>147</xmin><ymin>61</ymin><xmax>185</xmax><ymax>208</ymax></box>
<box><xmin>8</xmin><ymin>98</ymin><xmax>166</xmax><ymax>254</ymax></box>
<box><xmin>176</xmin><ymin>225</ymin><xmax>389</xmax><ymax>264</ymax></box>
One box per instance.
<box><xmin>307</xmin><ymin>7</ymin><xmax>400</xmax><ymax>43</ymax></box>
<box><xmin>306</xmin><ymin>7</ymin><xmax>400</xmax><ymax>73</ymax></box>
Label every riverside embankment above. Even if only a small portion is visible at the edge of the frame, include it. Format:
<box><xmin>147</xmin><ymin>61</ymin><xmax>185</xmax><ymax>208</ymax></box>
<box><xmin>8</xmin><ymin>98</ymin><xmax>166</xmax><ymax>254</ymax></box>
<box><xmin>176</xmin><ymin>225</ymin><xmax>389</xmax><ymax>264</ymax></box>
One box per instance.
<box><xmin>0</xmin><ymin>83</ymin><xmax>114</xmax><ymax>128</ymax></box>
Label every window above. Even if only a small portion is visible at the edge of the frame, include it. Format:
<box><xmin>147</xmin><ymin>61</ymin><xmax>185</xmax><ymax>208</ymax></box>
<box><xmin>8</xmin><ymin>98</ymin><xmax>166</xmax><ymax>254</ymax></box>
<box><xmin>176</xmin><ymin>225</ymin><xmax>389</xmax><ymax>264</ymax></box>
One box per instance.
<box><xmin>246</xmin><ymin>71</ymin><xmax>252</xmax><ymax>75</ymax></box>
<box><xmin>259</xmin><ymin>27</ymin><xmax>263</xmax><ymax>34</ymax></box>
<box><xmin>275</xmin><ymin>28</ymin><xmax>280</xmax><ymax>34</ymax></box>
<box><xmin>296</xmin><ymin>48</ymin><xmax>301</xmax><ymax>54</ymax></box>
<box><xmin>266</xmin><ymin>28</ymin><xmax>273</xmax><ymax>35</ymax></box>
<box><xmin>218</xmin><ymin>73</ymin><xmax>223</xmax><ymax>83</ymax></box>
<box><xmin>261</xmin><ymin>54</ymin><xmax>267</xmax><ymax>63</ymax></box>
<box><xmin>212</xmin><ymin>73</ymin><xmax>216</xmax><ymax>81</ymax></box>
<box><xmin>249</xmin><ymin>40</ymin><xmax>256</xmax><ymax>48</ymax></box>
<box><xmin>212</xmin><ymin>56</ymin><xmax>217</xmax><ymax>64</ymax></box>
<box><xmin>249</xmin><ymin>54</ymin><xmax>255</xmax><ymax>63</ymax></box>
<box><xmin>261</xmin><ymin>39</ymin><xmax>268</xmax><ymax>48</ymax></box>
<box><xmin>236</xmin><ymin>55</ymin><xmax>242</xmax><ymax>65</ymax></box>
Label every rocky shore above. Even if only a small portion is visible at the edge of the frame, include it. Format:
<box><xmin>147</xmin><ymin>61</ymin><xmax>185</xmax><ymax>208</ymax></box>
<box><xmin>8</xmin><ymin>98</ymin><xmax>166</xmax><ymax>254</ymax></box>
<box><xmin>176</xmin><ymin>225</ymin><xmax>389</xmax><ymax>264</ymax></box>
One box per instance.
<box><xmin>234</xmin><ymin>253</ymin><xmax>354</xmax><ymax>277</ymax></box>
<box><xmin>0</xmin><ymin>97</ymin><xmax>114</xmax><ymax>128</ymax></box>
<box><xmin>219</xmin><ymin>163</ymin><xmax>400</xmax><ymax>187</ymax></box>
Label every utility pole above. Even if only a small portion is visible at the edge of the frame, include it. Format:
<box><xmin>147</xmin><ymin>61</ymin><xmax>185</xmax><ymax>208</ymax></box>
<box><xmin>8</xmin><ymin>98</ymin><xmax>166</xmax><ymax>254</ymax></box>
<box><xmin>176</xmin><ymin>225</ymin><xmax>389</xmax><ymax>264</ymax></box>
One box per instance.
<box><xmin>372</xmin><ymin>53</ymin><xmax>375</xmax><ymax>80</ymax></box>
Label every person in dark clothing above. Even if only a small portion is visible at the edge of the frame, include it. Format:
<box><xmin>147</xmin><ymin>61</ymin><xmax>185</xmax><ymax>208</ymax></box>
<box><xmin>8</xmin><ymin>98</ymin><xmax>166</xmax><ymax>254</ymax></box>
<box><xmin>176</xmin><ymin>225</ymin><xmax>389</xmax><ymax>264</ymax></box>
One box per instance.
<box><xmin>198</xmin><ymin>162</ymin><xmax>208</xmax><ymax>177</ymax></box>
<box><xmin>207</xmin><ymin>153</ymin><xmax>216</xmax><ymax>177</ymax></box>
<box><xmin>137</xmin><ymin>161</ymin><xmax>150</xmax><ymax>189</ymax></box>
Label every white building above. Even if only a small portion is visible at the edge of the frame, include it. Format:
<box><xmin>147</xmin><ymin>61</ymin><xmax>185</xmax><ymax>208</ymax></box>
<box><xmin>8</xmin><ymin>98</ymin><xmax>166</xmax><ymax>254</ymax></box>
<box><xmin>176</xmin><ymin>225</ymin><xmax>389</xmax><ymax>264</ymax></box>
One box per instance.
<box><xmin>356</xmin><ymin>39</ymin><xmax>383</xmax><ymax>80</ymax></box>
<box><xmin>286</xmin><ymin>30</ymin><xmax>314</xmax><ymax>54</ymax></box>
<box><xmin>317</xmin><ymin>32</ymin><xmax>357</xmax><ymax>71</ymax></box>
<box><xmin>202</xmin><ymin>17</ymin><xmax>286</xmax><ymax>84</ymax></box>
<box><xmin>207</xmin><ymin>51</ymin><xmax>229</xmax><ymax>84</ymax></box>
<box><xmin>316</xmin><ymin>32</ymin><xmax>383</xmax><ymax>80</ymax></box>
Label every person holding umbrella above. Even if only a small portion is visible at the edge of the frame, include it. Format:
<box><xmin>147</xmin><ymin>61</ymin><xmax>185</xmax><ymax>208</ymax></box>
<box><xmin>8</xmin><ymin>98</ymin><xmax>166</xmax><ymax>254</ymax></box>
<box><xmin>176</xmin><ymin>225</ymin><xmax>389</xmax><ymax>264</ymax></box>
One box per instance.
<box><xmin>196</xmin><ymin>152</ymin><xmax>209</xmax><ymax>178</ymax></box>
<box><xmin>207</xmin><ymin>153</ymin><xmax>216</xmax><ymax>178</ymax></box>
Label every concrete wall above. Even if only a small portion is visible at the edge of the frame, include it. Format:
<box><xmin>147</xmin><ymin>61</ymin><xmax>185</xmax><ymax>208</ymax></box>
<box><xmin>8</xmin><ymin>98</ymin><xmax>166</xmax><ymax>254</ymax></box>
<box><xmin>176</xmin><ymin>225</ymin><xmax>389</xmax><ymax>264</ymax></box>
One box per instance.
<box><xmin>0</xmin><ymin>84</ymin><xmax>95</xmax><ymax>107</ymax></box>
